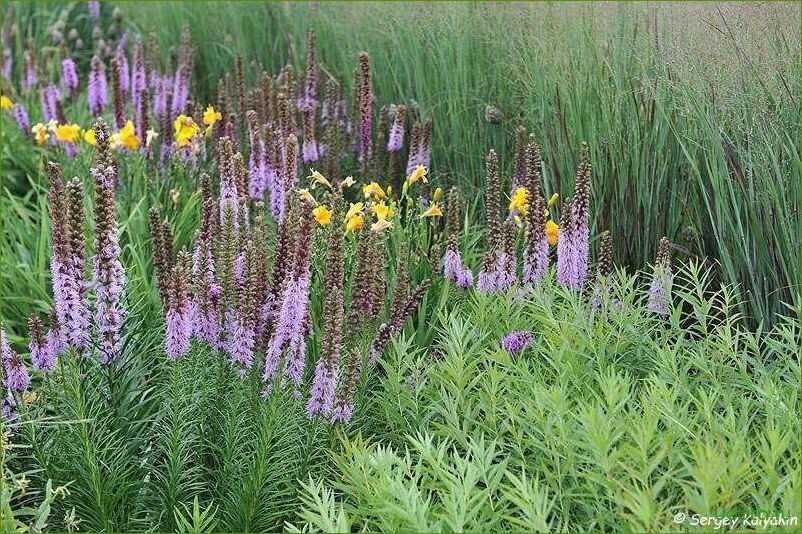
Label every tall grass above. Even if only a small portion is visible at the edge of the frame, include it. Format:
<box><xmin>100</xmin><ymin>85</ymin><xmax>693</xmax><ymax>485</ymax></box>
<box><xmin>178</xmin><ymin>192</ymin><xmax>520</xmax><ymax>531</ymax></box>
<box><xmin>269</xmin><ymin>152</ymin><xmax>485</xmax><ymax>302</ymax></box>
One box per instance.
<box><xmin>120</xmin><ymin>1</ymin><xmax>801</xmax><ymax>327</ymax></box>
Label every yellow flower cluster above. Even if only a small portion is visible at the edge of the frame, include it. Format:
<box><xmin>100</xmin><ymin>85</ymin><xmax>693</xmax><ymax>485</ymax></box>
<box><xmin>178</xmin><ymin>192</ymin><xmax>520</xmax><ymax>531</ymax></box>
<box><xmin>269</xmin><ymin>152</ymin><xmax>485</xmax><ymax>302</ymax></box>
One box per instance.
<box><xmin>174</xmin><ymin>114</ymin><xmax>201</xmax><ymax>147</ymax></box>
<box><xmin>1</xmin><ymin>95</ymin><xmax>13</xmax><ymax>110</ymax></box>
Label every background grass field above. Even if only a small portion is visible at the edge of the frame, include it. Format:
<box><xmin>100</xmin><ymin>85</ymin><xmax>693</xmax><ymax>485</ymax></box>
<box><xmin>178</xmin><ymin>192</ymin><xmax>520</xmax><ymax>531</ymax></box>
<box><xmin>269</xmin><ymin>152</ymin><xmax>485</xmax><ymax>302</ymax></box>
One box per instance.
<box><xmin>115</xmin><ymin>0</ymin><xmax>801</xmax><ymax>327</ymax></box>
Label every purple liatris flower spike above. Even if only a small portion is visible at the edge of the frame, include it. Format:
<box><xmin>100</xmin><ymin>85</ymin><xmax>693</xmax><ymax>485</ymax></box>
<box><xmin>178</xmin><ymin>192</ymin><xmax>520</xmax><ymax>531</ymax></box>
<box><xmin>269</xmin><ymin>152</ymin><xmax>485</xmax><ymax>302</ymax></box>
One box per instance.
<box><xmin>92</xmin><ymin>158</ymin><xmax>126</xmax><ymax>365</ymax></box>
<box><xmin>40</xmin><ymin>84</ymin><xmax>60</xmax><ymax>123</ymax></box>
<box><xmin>88</xmin><ymin>56</ymin><xmax>108</xmax><ymax>116</ymax></box>
<box><xmin>263</xmin><ymin>273</ymin><xmax>311</xmax><ymax>390</ymax></box>
<box><xmin>132</xmin><ymin>44</ymin><xmax>147</xmax><ymax>112</ymax></box>
<box><xmin>301</xmin><ymin>106</ymin><xmax>320</xmax><ymax>163</ymax></box>
<box><xmin>12</xmin><ymin>104</ymin><xmax>30</xmax><ymax>136</ymax></box>
<box><xmin>23</xmin><ymin>50</ymin><xmax>36</xmax><ymax>93</ymax></box>
<box><xmin>61</xmin><ymin>58</ymin><xmax>79</xmax><ymax>99</ymax></box>
<box><xmin>227</xmin><ymin>312</ymin><xmax>255</xmax><ymax>371</ymax></box>
<box><xmin>116</xmin><ymin>50</ymin><xmax>130</xmax><ymax>95</ymax></box>
<box><xmin>521</xmin><ymin>141</ymin><xmax>550</xmax><ymax>287</ymax></box>
<box><xmin>387</xmin><ymin>105</ymin><xmax>406</xmax><ymax>152</ymax></box>
<box><xmin>87</xmin><ymin>1</ymin><xmax>100</xmax><ymax>20</ymax></box>
<box><xmin>28</xmin><ymin>316</ymin><xmax>56</xmax><ymax>373</ymax></box>
<box><xmin>165</xmin><ymin>250</ymin><xmax>192</xmax><ymax>360</ymax></box>
<box><xmin>557</xmin><ymin>144</ymin><xmax>591</xmax><ymax>290</ymax></box>
<box><xmin>501</xmin><ymin>331</ymin><xmax>534</xmax><ymax>354</ymax></box>
<box><xmin>443</xmin><ymin>248</ymin><xmax>473</xmax><ymax>289</ymax></box>
<box><xmin>2</xmin><ymin>329</ymin><xmax>30</xmax><ymax>392</ymax></box>
<box><xmin>647</xmin><ymin>237</ymin><xmax>673</xmax><ymax>318</ymax></box>
<box><xmin>170</xmin><ymin>65</ymin><xmax>190</xmax><ymax>115</ymax></box>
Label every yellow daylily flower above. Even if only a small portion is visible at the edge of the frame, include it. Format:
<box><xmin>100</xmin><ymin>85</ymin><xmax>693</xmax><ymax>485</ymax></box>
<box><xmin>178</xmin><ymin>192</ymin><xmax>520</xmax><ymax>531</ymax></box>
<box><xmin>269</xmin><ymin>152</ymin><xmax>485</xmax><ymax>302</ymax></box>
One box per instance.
<box><xmin>119</xmin><ymin>120</ymin><xmax>140</xmax><ymax>150</ymax></box>
<box><xmin>203</xmin><ymin>105</ymin><xmax>222</xmax><ymax>126</ymax></box>
<box><xmin>545</xmin><ymin>219</ymin><xmax>559</xmax><ymax>246</ymax></box>
<box><xmin>309</xmin><ymin>169</ymin><xmax>332</xmax><ymax>189</ymax></box>
<box><xmin>174</xmin><ymin>114</ymin><xmax>200</xmax><ymax>147</ymax></box>
<box><xmin>433</xmin><ymin>187</ymin><xmax>443</xmax><ymax>202</ymax></box>
<box><xmin>509</xmin><ymin>186</ymin><xmax>528</xmax><ymax>216</ymax></box>
<box><xmin>83</xmin><ymin>128</ymin><xmax>97</xmax><ymax>146</ymax></box>
<box><xmin>345</xmin><ymin>202</ymin><xmax>364</xmax><ymax>221</ymax></box>
<box><xmin>340</xmin><ymin>176</ymin><xmax>356</xmax><ymax>188</ymax></box>
<box><xmin>1</xmin><ymin>95</ymin><xmax>13</xmax><ymax>110</ymax></box>
<box><xmin>372</xmin><ymin>201</ymin><xmax>395</xmax><ymax>220</ymax></box>
<box><xmin>371</xmin><ymin>218</ymin><xmax>393</xmax><ymax>232</ymax></box>
<box><xmin>313</xmin><ymin>205</ymin><xmax>332</xmax><ymax>226</ymax></box>
<box><xmin>32</xmin><ymin>123</ymin><xmax>49</xmax><ymax>145</ymax></box>
<box><xmin>362</xmin><ymin>181</ymin><xmax>387</xmax><ymax>200</ymax></box>
<box><xmin>345</xmin><ymin>213</ymin><xmax>364</xmax><ymax>233</ymax></box>
<box><xmin>547</xmin><ymin>193</ymin><xmax>559</xmax><ymax>208</ymax></box>
<box><xmin>298</xmin><ymin>188</ymin><xmax>317</xmax><ymax>206</ymax></box>
<box><xmin>54</xmin><ymin>123</ymin><xmax>81</xmax><ymax>144</ymax></box>
<box><xmin>406</xmin><ymin>165</ymin><xmax>428</xmax><ymax>185</ymax></box>
<box><xmin>386</xmin><ymin>185</ymin><xmax>393</xmax><ymax>198</ymax></box>
<box><xmin>145</xmin><ymin>129</ymin><xmax>159</xmax><ymax>148</ymax></box>
<box><xmin>421</xmin><ymin>203</ymin><xmax>443</xmax><ymax>218</ymax></box>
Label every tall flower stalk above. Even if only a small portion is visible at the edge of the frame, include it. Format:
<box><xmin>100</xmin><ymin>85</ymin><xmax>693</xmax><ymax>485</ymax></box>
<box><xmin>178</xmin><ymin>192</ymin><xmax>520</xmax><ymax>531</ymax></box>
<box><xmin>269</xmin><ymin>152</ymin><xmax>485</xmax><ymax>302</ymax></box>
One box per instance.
<box><xmin>477</xmin><ymin>149</ymin><xmax>514</xmax><ymax>293</ymax></box>
<box><xmin>647</xmin><ymin>237</ymin><xmax>673</xmax><ymax>317</ymax></box>
<box><xmin>443</xmin><ymin>187</ymin><xmax>473</xmax><ymax>288</ymax></box>
<box><xmin>556</xmin><ymin>143</ymin><xmax>591</xmax><ymax>290</ymax></box>
<box><xmin>92</xmin><ymin>121</ymin><xmax>126</xmax><ymax>365</ymax></box>
<box><xmin>521</xmin><ymin>141</ymin><xmax>549</xmax><ymax>287</ymax></box>
<box><xmin>308</xmin><ymin>192</ymin><xmax>345</xmax><ymax>417</ymax></box>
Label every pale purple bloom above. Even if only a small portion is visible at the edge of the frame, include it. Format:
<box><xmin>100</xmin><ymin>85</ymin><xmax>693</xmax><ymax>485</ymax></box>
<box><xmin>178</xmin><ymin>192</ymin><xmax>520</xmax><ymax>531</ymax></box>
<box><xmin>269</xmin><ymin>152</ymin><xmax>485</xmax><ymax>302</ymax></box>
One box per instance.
<box><xmin>132</xmin><ymin>45</ymin><xmax>146</xmax><ymax>111</ymax></box>
<box><xmin>12</xmin><ymin>104</ymin><xmax>30</xmax><ymax>135</ymax></box>
<box><xmin>87</xmin><ymin>1</ymin><xmax>100</xmax><ymax>20</ymax></box>
<box><xmin>522</xmin><ymin>236</ymin><xmax>549</xmax><ymax>287</ymax></box>
<box><xmin>476</xmin><ymin>252</ymin><xmax>515</xmax><ymax>293</ymax></box>
<box><xmin>56</xmin><ymin>255</ymin><xmax>90</xmax><ymax>350</ymax></box>
<box><xmin>165</xmin><ymin>308</ymin><xmax>191</xmax><ymax>360</ymax></box>
<box><xmin>88</xmin><ymin>56</ymin><xmax>108</xmax><ymax>116</ymax></box>
<box><xmin>153</xmin><ymin>76</ymin><xmax>168</xmax><ymax>117</ymax></box>
<box><xmin>443</xmin><ymin>248</ymin><xmax>473</xmax><ymax>289</ymax></box>
<box><xmin>92</xmin><ymin>167</ymin><xmax>127</xmax><ymax>365</ymax></box>
<box><xmin>116</xmin><ymin>50</ymin><xmax>130</xmax><ymax>94</ymax></box>
<box><xmin>61</xmin><ymin>58</ymin><xmax>79</xmax><ymax>99</ymax></box>
<box><xmin>307</xmin><ymin>358</ymin><xmax>338</xmax><ymax>417</ymax></box>
<box><xmin>23</xmin><ymin>51</ymin><xmax>36</xmax><ymax>93</ymax></box>
<box><xmin>2</xmin><ymin>48</ymin><xmax>12</xmax><ymax>81</ymax></box>
<box><xmin>2</xmin><ymin>330</ymin><xmax>30</xmax><ymax>392</ymax></box>
<box><xmin>647</xmin><ymin>266</ymin><xmax>673</xmax><ymax>317</ymax></box>
<box><xmin>501</xmin><ymin>331</ymin><xmax>533</xmax><ymax>354</ymax></box>
<box><xmin>263</xmin><ymin>274</ymin><xmax>311</xmax><ymax>396</ymax></box>
<box><xmin>170</xmin><ymin>65</ymin><xmax>190</xmax><ymax>115</ymax></box>
<box><xmin>40</xmin><ymin>84</ymin><xmax>59</xmax><ymax>123</ymax></box>
<box><xmin>556</xmin><ymin>228</ymin><xmax>588</xmax><ymax>291</ymax></box>
<box><xmin>30</xmin><ymin>331</ymin><xmax>55</xmax><ymax>373</ymax></box>
<box><xmin>387</xmin><ymin>115</ymin><xmax>404</xmax><ymax>152</ymax></box>
<box><xmin>268</xmin><ymin>164</ymin><xmax>285</xmax><ymax>220</ymax></box>
<box><xmin>46</xmin><ymin>327</ymin><xmax>66</xmax><ymax>361</ymax></box>
<box><xmin>227</xmin><ymin>313</ymin><xmax>255</xmax><ymax>371</ymax></box>
<box><xmin>302</xmin><ymin>139</ymin><xmax>320</xmax><ymax>163</ymax></box>
<box><xmin>329</xmin><ymin>402</ymin><xmax>355</xmax><ymax>424</ymax></box>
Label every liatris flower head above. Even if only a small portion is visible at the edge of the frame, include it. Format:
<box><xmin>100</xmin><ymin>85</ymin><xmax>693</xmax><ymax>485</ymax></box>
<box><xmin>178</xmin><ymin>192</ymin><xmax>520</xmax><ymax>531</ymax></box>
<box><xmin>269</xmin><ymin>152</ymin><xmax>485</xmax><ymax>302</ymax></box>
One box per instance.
<box><xmin>510</xmin><ymin>126</ymin><xmax>527</xmax><ymax>193</ymax></box>
<box><xmin>591</xmin><ymin>230</ymin><xmax>614</xmax><ymax>310</ymax></box>
<box><xmin>647</xmin><ymin>236</ymin><xmax>673</xmax><ymax>318</ymax></box>
<box><xmin>91</xmin><ymin>141</ymin><xmax>126</xmax><ymax>365</ymax></box>
<box><xmin>110</xmin><ymin>57</ymin><xmax>126</xmax><ymax>129</ymax></box>
<box><xmin>298</xmin><ymin>29</ymin><xmax>317</xmax><ymax>110</ymax></box>
<box><xmin>165</xmin><ymin>250</ymin><xmax>192</xmax><ymax>360</ymax></box>
<box><xmin>23</xmin><ymin>49</ymin><xmax>37</xmax><ymax>93</ymax></box>
<box><xmin>40</xmin><ymin>84</ymin><xmax>60</xmax><ymax>123</ymax></box>
<box><xmin>62</xmin><ymin>178</ymin><xmax>91</xmax><ymax>350</ymax></box>
<box><xmin>2</xmin><ymin>329</ymin><xmax>30</xmax><ymax>393</ymax></box>
<box><xmin>88</xmin><ymin>55</ymin><xmax>108</xmax><ymax>116</ymax></box>
<box><xmin>12</xmin><ymin>104</ymin><xmax>31</xmax><ymax>137</ymax></box>
<box><xmin>28</xmin><ymin>315</ymin><xmax>55</xmax><ymax>373</ymax></box>
<box><xmin>302</xmin><ymin>105</ymin><xmax>320</xmax><ymax>163</ymax></box>
<box><xmin>387</xmin><ymin>104</ymin><xmax>406</xmax><ymax>152</ymax></box>
<box><xmin>501</xmin><ymin>331</ymin><xmax>533</xmax><ymax>354</ymax></box>
<box><xmin>557</xmin><ymin>145</ymin><xmax>592</xmax><ymax>291</ymax></box>
<box><xmin>521</xmin><ymin>140</ymin><xmax>549</xmax><ymax>287</ymax></box>
<box><xmin>60</xmin><ymin>57</ymin><xmax>79</xmax><ymax>99</ymax></box>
